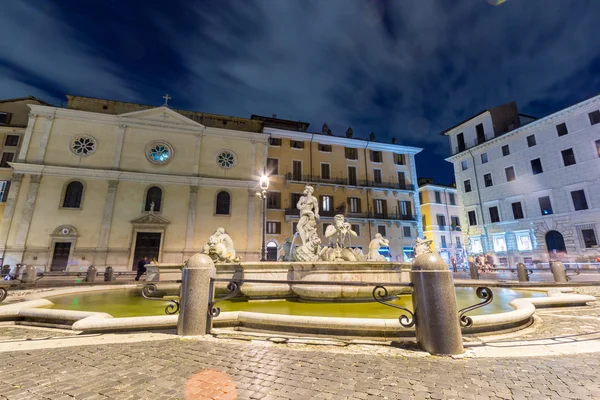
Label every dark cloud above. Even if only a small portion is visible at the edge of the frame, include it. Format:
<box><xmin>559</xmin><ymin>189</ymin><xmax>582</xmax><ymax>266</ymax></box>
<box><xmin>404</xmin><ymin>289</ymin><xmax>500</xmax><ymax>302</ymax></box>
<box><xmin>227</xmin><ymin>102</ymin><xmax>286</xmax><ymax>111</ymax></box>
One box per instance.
<box><xmin>1</xmin><ymin>0</ymin><xmax>599</xmax><ymax>182</ymax></box>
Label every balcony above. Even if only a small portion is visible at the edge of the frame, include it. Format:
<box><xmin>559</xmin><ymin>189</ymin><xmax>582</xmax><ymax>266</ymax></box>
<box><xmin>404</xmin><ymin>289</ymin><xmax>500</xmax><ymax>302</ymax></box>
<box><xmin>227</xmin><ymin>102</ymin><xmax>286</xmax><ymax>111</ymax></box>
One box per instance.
<box><xmin>452</xmin><ymin>136</ymin><xmax>492</xmax><ymax>156</ymax></box>
<box><xmin>284</xmin><ymin>208</ymin><xmax>415</xmax><ymax>222</ymax></box>
<box><xmin>285</xmin><ymin>173</ymin><xmax>414</xmax><ymax>192</ymax></box>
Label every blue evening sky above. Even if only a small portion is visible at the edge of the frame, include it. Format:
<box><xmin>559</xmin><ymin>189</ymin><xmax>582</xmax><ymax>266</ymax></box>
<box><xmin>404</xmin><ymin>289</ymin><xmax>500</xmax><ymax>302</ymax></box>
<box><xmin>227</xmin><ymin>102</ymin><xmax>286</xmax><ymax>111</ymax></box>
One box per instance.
<box><xmin>1</xmin><ymin>0</ymin><xmax>600</xmax><ymax>183</ymax></box>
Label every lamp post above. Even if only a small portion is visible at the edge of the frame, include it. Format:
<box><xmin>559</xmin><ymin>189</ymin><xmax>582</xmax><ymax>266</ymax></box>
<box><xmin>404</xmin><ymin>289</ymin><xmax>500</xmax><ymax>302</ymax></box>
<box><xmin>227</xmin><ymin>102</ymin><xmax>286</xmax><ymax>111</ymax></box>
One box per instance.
<box><xmin>258</xmin><ymin>171</ymin><xmax>270</xmax><ymax>262</ymax></box>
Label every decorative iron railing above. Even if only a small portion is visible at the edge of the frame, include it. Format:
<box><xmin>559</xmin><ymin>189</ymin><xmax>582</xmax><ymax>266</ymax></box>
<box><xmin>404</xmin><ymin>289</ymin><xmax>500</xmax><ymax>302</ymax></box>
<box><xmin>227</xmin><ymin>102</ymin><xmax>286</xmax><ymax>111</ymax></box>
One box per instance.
<box><xmin>284</xmin><ymin>173</ymin><xmax>414</xmax><ymax>191</ymax></box>
<box><xmin>284</xmin><ymin>208</ymin><xmax>415</xmax><ymax>221</ymax></box>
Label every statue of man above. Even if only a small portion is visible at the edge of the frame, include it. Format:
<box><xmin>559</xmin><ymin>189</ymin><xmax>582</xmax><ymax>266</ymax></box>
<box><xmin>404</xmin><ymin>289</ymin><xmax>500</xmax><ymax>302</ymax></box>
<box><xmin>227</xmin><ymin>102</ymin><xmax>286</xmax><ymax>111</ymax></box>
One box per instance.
<box><xmin>367</xmin><ymin>233</ymin><xmax>390</xmax><ymax>261</ymax></box>
<box><xmin>325</xmin><ymin>214</ymin><xmax>357</xmax><ymax>248</ymax></box>
<box><xmin>296</xmin><ymin>185</ymin><xmax>319</xmax><ymax>245</ymax></box>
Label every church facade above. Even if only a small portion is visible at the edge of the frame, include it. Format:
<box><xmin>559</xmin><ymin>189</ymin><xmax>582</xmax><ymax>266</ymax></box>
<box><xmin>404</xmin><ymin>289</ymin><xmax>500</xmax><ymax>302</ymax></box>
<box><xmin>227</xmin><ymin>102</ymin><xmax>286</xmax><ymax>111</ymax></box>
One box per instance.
<box><xmin>0</xmin><ymin>97</ymin><xmax>267</xmax><ymax>270</ymax></box>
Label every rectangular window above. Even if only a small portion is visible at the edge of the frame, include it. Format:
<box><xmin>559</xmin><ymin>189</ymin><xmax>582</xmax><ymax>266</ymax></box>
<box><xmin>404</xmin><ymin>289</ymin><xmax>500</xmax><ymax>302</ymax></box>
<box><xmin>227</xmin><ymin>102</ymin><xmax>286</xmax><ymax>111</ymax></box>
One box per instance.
<box><xmin>440</xmin><ymin>236</ymin><xmax>447</xmax><ymax>248</ymax></box>
<box><xmin>451</xmin><ymin>216</ymin><xmax>460</xmax><ymax>229</ymax></box>
<box><xmin>322</xmin><ymin>223</ymin><xmax>331</xmax><ymax>236</ymax></box>
<box><xmin>531</xmin><ymin>158</ymin><xmax>543</xmax><ymax>175</ymax></box>
<box><xmin>538</xmin><ymin>196</ymin><xmax>553</xmax><ymax>216</ymax></box>
<box><xmin>321</xmin><ymin>195</ymin><xmax>333</xmax><ymax>212</ymax></box>
<box><xmin>373</xmin><ymin>169</ymin><xmax>382</xmax><ymax>184</ymax></box>
<box><xmin>377</xmin><ymin>225</ymin><xmax>387</xmax><ymax>236</ymax></box>
<box><xmin>589</xmin><ymin>110</ymin><xmax>600</xmax><ymax>125</ymax></box>
<box><xmin>269</xmin><ymin>137</ymin><xmax>281</xmax><ymax>146</ymax></box>
<box><xmin>561</xmin><ymin>148</ymin><xmax>576</xmax><ymax>166</ymax></box>
<box><xmin>502</xmin><ymin>145</ymin><xmax>510</xmax><ymax>156</ymax></box>
<box><xmin>489</xmin><ymin>206</ymin><xmax>500</xmax><ymax>223</ymax></box>
<box><xmin>266</xmin><ymin>158</ymin><xmax>279</xmax><ymax>175</ymax></box>
<box><xmin>419</xmin><ymin>192</ymin><xmax>423</xmax><ymax>205</ymax></box>
<box><xmin>471</xmin><ymin>237</ymin><xmax>483</xmax><ymax>253</ymax></box>
<box><xmin>461</xmin><ymin>160</ymin><xmax>467</xmax><ymax>171</ymax></box>
<box><xmin>571</xmin><ymin>190</ymin><xmax>589</xmax><ymax>211</ymax></box>
<box><xmin>596</xmin><ymin>139</ymin><xmax>600</xmax><ymax>158</ymax></box>
<box><xmin>373</xmin><ymin>199</ymin><xmax>385</xmax><ymax>216</ymax></box>
<box><xmin>291</xmin><ymin>193</ymin><xmax>302</xmax><ymax>208</ymax></box>
<box><xmin>348</xmin><ymin>197</ymin><xmax>361</xmax><ymax>213</ymax></box>
<box><xmin>468</xmin><ymin>210</ymin><xmax>477</xmax><ymax>226</ymax></box>
<box><xmin>464</xmin><ymin>180</ymin><xmax>472</xmax><ymax>193</ymax></box>
<box><xmin>437</xmin><ymin>214</ymin><xmax>446</xmax><ymax>227</ymax></box>
<box><xmin>345</xmin><ymin>147</ymin><xmax>358</xmax><ymax>160</ymax></box>
<box><xmin>457</xmin><ymin>133</ymin><xmax>466</xmax><ymax>152</ymax></box>
<box><xmin>348</xmin><ymin>166</ymin><xmax>357</xmax><ymax>186</ymax></box>
<box><xmin>448</xmin><ymin>193</ymin><xmax>456</xmax><ymax>205</ymax></box>
<box><xmin>0</xmin><ymin>152</ymin><xmax>14</xmax><ymax>168</ymax></box>
<box><xmin>320</xmin><ymin>163</ymin><xmax>331</xmax><ymax>180</ymax></box>
<box><xmin>318</xmin><ymin>143</ymin><xmax>332</xmax><ymax>152</ymax></box>
<box><xmin>526</xmin><ymin>135</ymin><xmax>536</xmax><ymax>147</ymax></box>
<box><xmin>292</xmin><ymin>160</ymin><xmax>302</xmax><ymax>181</ymax></box>
<box><xmin>481</xmin><ymin>153</ymin><xmax>488</xmax><ymax>164</ymax></box>
<box><xmin>476</xmin><ymin>124</ymin><xmax>485</xmax><ymax>144</ymax></box>
<box><xmin>399</xmin><ymin>226</ymin><xmax>409</xmax><ymax>238</ymax></box>
<box><xmin>456</xmin><ymin>237</ymin><xmax>462</xmax><ymax>249</ymax></box>
<box><xmin>512</xmin><ymin>202</ymin><xmax>524</xmax><ymax>219</ymax></box>
<box><xmin>351</xmin><ymin>224</ymin><xmax>361</xmax><ymax>236</ymax></box>
<box><xmin>399</xmin><ymin>200</ymin><xmax>412</xmax><ymax>217</ymax></box>
<box><xmin>292</xmin><ymin>222</ymin><xmax>298</xmax><ymax>236</ymax></box>
<box><xmin>556</xmin><ymin>123</ymin><xmax>568</xmax><ymax>136</ymax></box>
<box><xmin>0</xmin><ymin>181</ymin><xmax>9</xmax><ymax>202</ymax></box>
<box><xmin>4</xmin><ymin>135</ymin><xmax>19</xmax><ymax>147</ymax></box>
<box><xmin>0</xmin><ymin>112</ymin><xmax>11</xmax><ymax>124</ymax></box>
<box><xmin>290</xmin><ymin>140</ymin><xmax>304</xmax><ymax>149</ymax></box>
<box><xmin>266</xmin><ymin>221</ymin><xmax>281</xmax><ymax>234</ymax></box>
<box><xmin>422</xmin><ymin>215</ymin><xmax>427</xmax><ymax>228</ymax></box>
<box><xmin>493</xmin><ymin>236</ymin><xmax>507</xmax><ymax>252</ymax></box>
<box><xmin>266</xmin><ymin>192</ymin><xmax>281</xmax><ymax>209</ymax></box>
<box><xmin>394</xmin><ymin>154</ymin><xmax>406</xmax><ymax>165</ymax></box>
<box><xmin>515</xmin><ymin>232</ymin><xmax>533</xmax><ymax>251</ymax></box>
<box><xmin>580</xmin><ymin>227</ymin><xmax>598</xmax><ymax>248</ymax></box>
<box><xmin>484</xmin><ymin>173</ymin><xmax>493</xmax><ymax>187</ymax></box>
<box><xmin>435</xmin><ymin>191</ymin><xmax>442</xmax><ymax>203</ymax></box>
<box><xmin>370</xmin><ymin>151</ymin><xmax>383</xmax><ymax>163</ymax></box>
<box><xmin>505</xmin><ymin>166</ymin><xmax>515</xmax><ymax>182</ymax></box>
<box><xmin>397</xmin><ymin>171</ymin><xmax>406</xmax><ymax>187</ymax></box>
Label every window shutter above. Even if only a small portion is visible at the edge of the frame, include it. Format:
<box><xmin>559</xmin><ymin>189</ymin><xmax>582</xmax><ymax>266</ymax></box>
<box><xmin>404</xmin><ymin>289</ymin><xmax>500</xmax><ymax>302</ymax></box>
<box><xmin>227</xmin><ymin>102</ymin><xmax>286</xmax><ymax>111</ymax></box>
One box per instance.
<box><xmin>406</xmin><ymin>201</ymin><xmax>412</xmax><ymax>217</ymax></box>
<box><xmin>382</xmin><ymin>201</ymin><xmax>388</xmax><ymax>217</ymax></box>
<box><xmin>357</xmin><ymin>198</ymin><xmax>361</xmax><ymax>213</ymax></box>
<box><xmin>2</xmin><ymin>181</ymin><xmax>10</xmax><ymax>202</ymax></box>
<box><xmin>370</xmin><ymin>150</ymin><xmax>374</xmax><ymax>161</ymax></box>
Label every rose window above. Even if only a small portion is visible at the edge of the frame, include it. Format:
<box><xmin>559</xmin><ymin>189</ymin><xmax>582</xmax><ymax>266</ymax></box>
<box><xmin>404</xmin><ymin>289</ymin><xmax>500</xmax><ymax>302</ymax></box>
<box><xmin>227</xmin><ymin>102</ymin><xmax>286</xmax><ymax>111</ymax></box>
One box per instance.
<box><xmin>216</xmin><ymin>151</ymin><xmax>236</xmax><ymax>169</ymax></box>
<box><xmin>71</xmin><ymin>136</ymin><xmax>96</xmax><ymax>156</ymax></box>
<box><xmin>146</xmin><ymin>142</ymin><xmax>173</xmax><ymax>164</ymax></box>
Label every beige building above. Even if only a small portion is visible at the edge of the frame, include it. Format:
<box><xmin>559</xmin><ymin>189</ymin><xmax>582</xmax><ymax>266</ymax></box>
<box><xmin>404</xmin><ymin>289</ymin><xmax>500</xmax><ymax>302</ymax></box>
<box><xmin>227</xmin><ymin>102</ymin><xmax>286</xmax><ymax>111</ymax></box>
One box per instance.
<box><xmin>261</xmin><ymin>121</ymin><xmax>423</xmax><ymax>262</ymax></box>
<box><xmin>0</xmin><ymin>96</ymin><xmax>267</xmax><ymax>270</ymax></box>
<box><xmin>418</xmin><ymin>178</ymin><xmax>464</xmax><ymax>264</ymax></box>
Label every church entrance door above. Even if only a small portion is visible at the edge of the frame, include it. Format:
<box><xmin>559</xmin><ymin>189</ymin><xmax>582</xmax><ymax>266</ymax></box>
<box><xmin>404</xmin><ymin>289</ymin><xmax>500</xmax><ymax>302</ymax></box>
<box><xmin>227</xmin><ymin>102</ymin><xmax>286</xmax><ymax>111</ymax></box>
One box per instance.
<box><xmin>133</xmin><ymin>232</ymin><xmax>161</xmax><ymax>270</ymax></box>
<box><xmin>51</xmin><ymin>242</ymin><xmax>71</xmax><ymax>271</ymax></box>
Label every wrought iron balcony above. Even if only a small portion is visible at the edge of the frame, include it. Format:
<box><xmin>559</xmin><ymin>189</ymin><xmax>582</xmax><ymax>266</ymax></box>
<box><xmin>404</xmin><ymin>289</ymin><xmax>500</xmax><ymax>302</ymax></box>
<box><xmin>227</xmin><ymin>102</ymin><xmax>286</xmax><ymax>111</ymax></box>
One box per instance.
<box><xmin>284</xmin><ymin>173</ymin><xmax>414</xmax><ymax>191</ymax></box>
<box><xmin>284</xmin><ymin>208</ymin><xmax>415</xmax><ymax>221</ymax></box>
<box><xmin>452</xmin><ymin>136</ymin><xmax>493</xmax><ymax>156</ymax></box>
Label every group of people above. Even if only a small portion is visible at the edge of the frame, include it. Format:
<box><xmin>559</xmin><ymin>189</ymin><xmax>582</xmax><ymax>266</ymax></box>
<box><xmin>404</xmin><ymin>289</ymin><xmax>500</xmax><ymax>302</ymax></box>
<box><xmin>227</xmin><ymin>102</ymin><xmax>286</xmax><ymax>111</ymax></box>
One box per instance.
<box><xmin>135</xmin><ymin>256</ymin><xmax>158</xmax><ymax>281</ymax></box>
<box><xmin>467</xmin><ymin>253</ymin><xmax>497</xmax><ymax>273</ymax></box>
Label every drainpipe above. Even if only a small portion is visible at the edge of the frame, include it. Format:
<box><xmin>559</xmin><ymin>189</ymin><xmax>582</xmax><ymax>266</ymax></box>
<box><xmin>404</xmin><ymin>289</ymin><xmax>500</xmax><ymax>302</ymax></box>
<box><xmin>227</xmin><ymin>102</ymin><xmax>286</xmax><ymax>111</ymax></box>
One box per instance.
<box><xmin>364</xmin><ymin>141</ymin><xmax>372</xmax><ymax>239</ymax></box>
<box><xmin>309</xmin><ymin>133</ymin><xmax>314</xmax><ymax>182</ymax></box>
<box><xmin>467</xmin><ymin>149</ymin><xmax>490</xmax><ymax>253</ymax></box>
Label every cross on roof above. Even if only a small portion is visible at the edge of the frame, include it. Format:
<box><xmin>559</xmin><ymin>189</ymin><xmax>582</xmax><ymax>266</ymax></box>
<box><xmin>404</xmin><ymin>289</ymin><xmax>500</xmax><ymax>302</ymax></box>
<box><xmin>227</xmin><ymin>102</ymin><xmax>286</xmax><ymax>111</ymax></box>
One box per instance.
<box><xmin>162</xmin><ymin>94</ymin><xmax>171</xmax><ymax>106</ymax></box>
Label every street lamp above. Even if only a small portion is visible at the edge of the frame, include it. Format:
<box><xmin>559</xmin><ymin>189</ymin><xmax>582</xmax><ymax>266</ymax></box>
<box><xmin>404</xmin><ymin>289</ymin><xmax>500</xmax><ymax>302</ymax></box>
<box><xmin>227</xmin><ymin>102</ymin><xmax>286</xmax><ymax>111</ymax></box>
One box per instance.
<box><xmin>257</xmin><ymin>170</ymin><xmax>270</xmax><ymax>261</ymax></box>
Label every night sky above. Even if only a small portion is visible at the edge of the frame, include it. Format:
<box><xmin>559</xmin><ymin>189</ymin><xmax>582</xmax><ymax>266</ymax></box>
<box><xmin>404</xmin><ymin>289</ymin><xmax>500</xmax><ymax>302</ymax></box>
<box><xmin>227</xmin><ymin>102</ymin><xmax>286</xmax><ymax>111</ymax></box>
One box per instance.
<box><xmin>2</xmin><ymin>0</ymin><xmax>600</xmax><ymax>183</ymax></box>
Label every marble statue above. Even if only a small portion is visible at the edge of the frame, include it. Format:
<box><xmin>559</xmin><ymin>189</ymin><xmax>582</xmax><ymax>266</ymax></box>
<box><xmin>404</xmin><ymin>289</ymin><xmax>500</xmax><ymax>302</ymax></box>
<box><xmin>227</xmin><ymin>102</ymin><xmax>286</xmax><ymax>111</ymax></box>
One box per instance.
<box><xmin>202</xmin><ymin>228</ymin><xmax>240</xmax><ymax>263</ymax></box>
<box><xmin>325</xmin><ymin>214</ymin><xmax>357</xmax><ymax>248</ymax></box>
<box><xmin>149</xmin><ymin>201</ymin><xmax>155</xmax><ymax>213</ymax></box>
<box><xmin>414</xmin><ymin>237</ymin><xmax>433</xmax><ymax>257</ymax></box>
<box><xmin>279</xmin><ymin>238</ymin><xmax>293</xmax><ymax>261</ymax></box>
<box><xmin>293</xmin><ymin>185</ymin><xmax>323</xmax><ymax>261</ymax></box>
<box><xmin>367</xmin><ymin>233</ymin><xmax>390</xmax><ymax>261</ymax></box>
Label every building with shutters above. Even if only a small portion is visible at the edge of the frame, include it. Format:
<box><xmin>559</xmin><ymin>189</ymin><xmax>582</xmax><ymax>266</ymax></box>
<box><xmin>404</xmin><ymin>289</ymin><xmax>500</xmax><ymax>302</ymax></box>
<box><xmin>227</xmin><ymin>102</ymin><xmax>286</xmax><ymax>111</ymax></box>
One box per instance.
<box><xmin>442</xmin><ymin>95</ymin><xmax>600</xmax><ymax>265</ymax></box>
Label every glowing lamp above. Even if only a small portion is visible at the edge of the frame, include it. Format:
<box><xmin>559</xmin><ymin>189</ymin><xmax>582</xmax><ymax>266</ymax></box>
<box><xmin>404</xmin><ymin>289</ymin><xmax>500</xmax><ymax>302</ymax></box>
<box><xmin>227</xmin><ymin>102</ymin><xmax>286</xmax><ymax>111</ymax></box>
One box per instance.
<box><xmin>259</xmin><ymin>175</ymin><xmax>270</xmax><ymax>190</ymax></box>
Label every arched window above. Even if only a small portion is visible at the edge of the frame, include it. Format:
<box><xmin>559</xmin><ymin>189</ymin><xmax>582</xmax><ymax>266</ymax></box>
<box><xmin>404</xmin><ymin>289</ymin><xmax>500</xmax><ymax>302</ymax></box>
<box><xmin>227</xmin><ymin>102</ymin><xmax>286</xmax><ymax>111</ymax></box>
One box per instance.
<box><xmin>63</xmin><ymin>181</ymin><xmax>84</xmax><ymax>209</ymax></box>
<box><xmin>215</xmin><ymin>191</ymin><xmax>231</xmax><ymax>215</ymax></box>
<box><xmin>145</xmin><ymin>186</ymin><xmax>162</xmax><ymax>212</ymax></box>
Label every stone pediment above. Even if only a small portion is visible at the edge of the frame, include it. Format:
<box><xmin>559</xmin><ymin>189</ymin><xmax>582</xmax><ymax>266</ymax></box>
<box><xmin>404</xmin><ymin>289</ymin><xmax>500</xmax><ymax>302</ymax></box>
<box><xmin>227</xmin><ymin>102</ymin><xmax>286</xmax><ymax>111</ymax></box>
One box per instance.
<box><xmin>119</xmin><ymin>107</ymin><xmax>205</xmax><ymax>128</ymax></box>
<box><xmin>131</xmin><ymin>213</ymin><xmax>170</xmax><ymax>227</ymax></box>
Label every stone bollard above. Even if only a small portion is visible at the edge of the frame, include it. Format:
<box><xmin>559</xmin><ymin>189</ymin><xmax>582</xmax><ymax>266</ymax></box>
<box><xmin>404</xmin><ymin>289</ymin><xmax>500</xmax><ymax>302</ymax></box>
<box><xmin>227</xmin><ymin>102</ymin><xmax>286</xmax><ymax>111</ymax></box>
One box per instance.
<box><xmin>177</xmin><ymin>253</ymin><xmax>216</xmax><ymax>336</ymax></box>
<box><xmin>411</xmin><ymin>252</ymin><xmax>464</xmax><ymax>355</ymax></box>
<box><xmin>516</xmin><ymin>263</ymin><xmax>529</xmax><ymax>282</ymax></box>
<box><xmin>104</xmin><ymin>266</ymin><xmax>114</xmax><ymax>282</ymax></box>
<box><xmin>85</xmin><ymin>265</ymin><xmax>97</xmax><ymax>283</ymax></box>
<box><xmin>468</xmin><ymin>261</ymin><xmax>479</xmax><ymax>280</ymax></box>
<box><xmin>550</xmin><ymin>261</ymin><xmax>568</xmax><ymax>283</ymax></box>
<box><xmin>22</xmin><ymin>265</ymin><xmax>37</xmax><ymax>284</ymax></box>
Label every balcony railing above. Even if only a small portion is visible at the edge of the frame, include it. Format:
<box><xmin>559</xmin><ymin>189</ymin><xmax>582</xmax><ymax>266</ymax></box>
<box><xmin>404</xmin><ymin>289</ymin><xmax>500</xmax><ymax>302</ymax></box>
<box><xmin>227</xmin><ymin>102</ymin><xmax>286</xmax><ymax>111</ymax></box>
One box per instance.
<box><xmin>285</xmin><ymin>173</ymin><xmax>414</xmax><ymax>191</ymax></box>
<box><xmin>284</xmin><ymin>208</ymin><xmax>415</xmax><ymax>221</ymax></box>
<box><xmin>452</xmin><ymin>136</ymin><xmax>492</xmax><ymax>156</ymax></box>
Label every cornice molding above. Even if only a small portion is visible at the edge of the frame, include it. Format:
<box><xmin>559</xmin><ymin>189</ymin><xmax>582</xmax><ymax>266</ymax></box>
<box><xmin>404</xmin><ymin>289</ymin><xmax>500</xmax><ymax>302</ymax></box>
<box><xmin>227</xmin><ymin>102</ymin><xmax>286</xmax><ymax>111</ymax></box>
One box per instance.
<box><xmin>264</xmin><ymin>128</ymin><xmax>422</xmax><ymax>155</ymax></box>
<box><xmin>8</xmin><ymin>162</ymin><xmax>259</xmax><ymax>190</ymax></box>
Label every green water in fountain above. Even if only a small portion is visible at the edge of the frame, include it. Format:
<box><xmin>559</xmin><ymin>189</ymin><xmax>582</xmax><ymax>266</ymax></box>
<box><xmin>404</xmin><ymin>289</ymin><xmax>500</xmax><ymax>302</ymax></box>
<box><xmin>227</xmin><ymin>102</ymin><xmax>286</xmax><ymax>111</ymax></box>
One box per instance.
<box><xmin>45</xmin><ymin>288</ymin><xmax>545</xmax><ymax>318</ymax></box>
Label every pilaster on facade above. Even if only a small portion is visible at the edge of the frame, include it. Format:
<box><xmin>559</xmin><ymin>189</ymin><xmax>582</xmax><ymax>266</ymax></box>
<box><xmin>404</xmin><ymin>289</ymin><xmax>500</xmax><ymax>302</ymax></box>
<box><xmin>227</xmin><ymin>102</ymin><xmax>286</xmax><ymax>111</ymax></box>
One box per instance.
<box><xmin>17</xmin><ymin>113</ymin><xmax>38</xmax><ymax>162</ymax></box>
<box><xmin>97</xmin><ymin>180</ymin><xmax>119</xmax><ymax>250</ymax></box>
<box><xmin>0</xmin><ymin>173</ymin><xmax>24</xmax><ymax>252</ymax></box>
<box><xmin>14</xmin><ymin>174</ymin><xmax>42</xmax><ymax>251</ymax></box>
<box><xmin>35</xmin><ymin>114</ymin><xmax>55</xmax><ymax>164</ymax></box>
<box><xmin>184</xmin><ymin>185</ymin><xmax>199</xmax><ymax>251</ymax></box>
<box><xmin>112</xmin><ymin>124</ymin><xmax>126</xmax><ymax>169</ymax></box>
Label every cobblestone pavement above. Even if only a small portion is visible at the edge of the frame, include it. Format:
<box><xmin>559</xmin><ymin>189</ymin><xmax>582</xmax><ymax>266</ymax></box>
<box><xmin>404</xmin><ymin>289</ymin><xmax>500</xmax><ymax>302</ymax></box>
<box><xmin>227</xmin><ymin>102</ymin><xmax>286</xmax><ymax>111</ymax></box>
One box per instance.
<box><xmin>1</xmin><ymin>337</ymin><xmax>600</xmax><ymax>400</ymax></box>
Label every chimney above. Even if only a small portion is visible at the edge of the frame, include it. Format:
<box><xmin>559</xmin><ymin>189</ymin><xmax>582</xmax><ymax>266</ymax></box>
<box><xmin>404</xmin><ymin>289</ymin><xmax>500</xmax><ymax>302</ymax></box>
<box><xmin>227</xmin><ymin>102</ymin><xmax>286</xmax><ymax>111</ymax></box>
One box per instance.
<box><xmin>369</xmin><ymin>132</ymin><xmax>376</xmax><ymax>141</ymax></box>
<box><xmin>346</xmin><ymin>127</ymin><xmax>354</xmax><ymax>138</ymax></box>
<box><xmin>391</xmin><ymin>137</ymin><xmax>397</xmax><ymax>144</ymax></box>
<box><xmin>272</xmin><ymin>114</ymin><xmax>277</xmax><ymax>118</ymax></box>
<box><xmin>322</xmin><ymin>123</ymin><xmax>332</xmax><ymax>135</ymax></box>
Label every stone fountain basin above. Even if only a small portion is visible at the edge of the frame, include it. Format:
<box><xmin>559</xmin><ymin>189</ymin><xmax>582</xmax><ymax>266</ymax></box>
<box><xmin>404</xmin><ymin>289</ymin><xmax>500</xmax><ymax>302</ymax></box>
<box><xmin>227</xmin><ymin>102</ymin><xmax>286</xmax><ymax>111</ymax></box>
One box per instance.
<box><xmin>159</xmin><ymin>262</ymin><xmax>412</xmax><ymax>301</ymax></box>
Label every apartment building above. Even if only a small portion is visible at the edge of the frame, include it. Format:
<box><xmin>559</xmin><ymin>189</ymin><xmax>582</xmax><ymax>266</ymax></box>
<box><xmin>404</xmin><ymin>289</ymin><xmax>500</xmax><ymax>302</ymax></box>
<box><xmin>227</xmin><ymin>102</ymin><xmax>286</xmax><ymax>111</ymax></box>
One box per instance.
<box><xmin>443</xmin><ymin>95</ymin><xmax>600</xmax><ymax>264</ymax></box>
<box><xmin>418</xmin><ymin>178</ymin><xmax>464</xmax><ymax>263</ymax></box>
